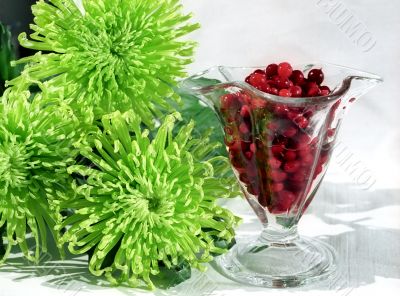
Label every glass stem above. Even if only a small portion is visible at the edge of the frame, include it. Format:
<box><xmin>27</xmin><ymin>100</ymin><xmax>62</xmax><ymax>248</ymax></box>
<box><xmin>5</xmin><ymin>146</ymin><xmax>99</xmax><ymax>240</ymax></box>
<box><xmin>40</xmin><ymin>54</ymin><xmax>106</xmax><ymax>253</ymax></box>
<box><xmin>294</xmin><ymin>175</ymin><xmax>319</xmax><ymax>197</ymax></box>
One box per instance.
<box><xmin>259</xmin><ymin>225</ymin><xmax>299</xmax><ymax>244</ymax></box>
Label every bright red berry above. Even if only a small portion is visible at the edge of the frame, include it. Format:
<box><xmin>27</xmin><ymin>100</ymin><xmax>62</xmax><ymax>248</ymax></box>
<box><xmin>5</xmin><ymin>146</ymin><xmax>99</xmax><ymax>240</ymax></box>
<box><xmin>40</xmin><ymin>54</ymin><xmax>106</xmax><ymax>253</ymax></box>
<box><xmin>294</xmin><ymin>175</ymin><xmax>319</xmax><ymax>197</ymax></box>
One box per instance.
<box><xmin>279</xmin><ymin>89</ymin><xmax>292</xmax><ymax>97</ymax></box>
<box><xmin>289</xmin><ymin>85</ymin><xmax>302</xmax><ymax>97</ymax></box>
<box><xmin>294</xmin><ymin>116</ymin><xmax>309</xmax><ymax>129</ymax></box>
<box><xmin>248</xmin><ymin>72</ymin><xmax>267</xmax><ymax>90</ymax></box>
<box><xmin>278</xmin><ymin>62</ymin><xmax>293</xmax><ymax>78</ymax></box>
<box><xmin>270</xmin><ymin>87</ymin><xmax>279</xmax><ymax>95</ymax></box>
<box><xmin>273</xmin><ymin>104</ymin><xmax>289</xmax><ymax>116</ymax></box>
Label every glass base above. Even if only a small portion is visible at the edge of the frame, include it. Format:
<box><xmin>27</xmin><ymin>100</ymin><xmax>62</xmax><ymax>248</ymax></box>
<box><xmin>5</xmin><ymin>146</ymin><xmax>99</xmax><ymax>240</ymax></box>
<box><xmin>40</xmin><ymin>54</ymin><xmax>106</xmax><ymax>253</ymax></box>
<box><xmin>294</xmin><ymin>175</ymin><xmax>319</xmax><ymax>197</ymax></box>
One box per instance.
<box><xmin>213</xmin><ymin>233</ymin><xmax>337</xmax><ymax>288</ymax></box>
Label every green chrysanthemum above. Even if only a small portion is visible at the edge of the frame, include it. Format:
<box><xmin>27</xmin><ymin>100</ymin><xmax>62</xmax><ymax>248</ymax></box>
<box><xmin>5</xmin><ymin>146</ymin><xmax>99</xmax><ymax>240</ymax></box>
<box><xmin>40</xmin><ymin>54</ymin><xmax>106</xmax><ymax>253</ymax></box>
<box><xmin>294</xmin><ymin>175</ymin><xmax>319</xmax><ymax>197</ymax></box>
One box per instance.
<box><xmin>8</xmin><ymin>0</ymin><xmax>200</xmax><ymax>126</ymax></box>
<box><xmin>55</xmin><ymin>111</ymin><xmax>240</xmax><ymax>289</ymax></box>
<box><xmin>0</xmin><ymin>90</ymin><xmax>83</xmax><ymax>263</ymax></box>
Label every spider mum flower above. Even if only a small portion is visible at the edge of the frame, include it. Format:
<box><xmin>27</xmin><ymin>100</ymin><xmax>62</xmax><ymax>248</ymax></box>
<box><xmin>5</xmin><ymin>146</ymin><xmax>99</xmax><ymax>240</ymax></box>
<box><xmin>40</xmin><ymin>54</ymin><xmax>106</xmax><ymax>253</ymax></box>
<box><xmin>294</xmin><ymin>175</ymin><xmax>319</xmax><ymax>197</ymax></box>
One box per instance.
<box><xmin>56</xmin><ymin>111</ymin><xmax>240</xmax><ymax>289</ymax></box>
<box><xmin>0</xmin><ymin>90</ymin><xmax>83</xmax><ymax>263</ymax></box>
<box><xmin>9</xmin><ymin>0</ymin><xmax>200</xmax><ymax>126</ymax></box>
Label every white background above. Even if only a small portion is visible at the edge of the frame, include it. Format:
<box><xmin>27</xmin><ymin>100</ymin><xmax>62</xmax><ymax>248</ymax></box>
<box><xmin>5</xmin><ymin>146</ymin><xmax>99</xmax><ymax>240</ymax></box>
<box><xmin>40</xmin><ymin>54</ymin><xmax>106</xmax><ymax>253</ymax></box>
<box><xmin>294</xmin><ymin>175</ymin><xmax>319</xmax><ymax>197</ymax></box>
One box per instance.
<box><xmin>1</xmin><ymin>0</ymin><xmax>399</xmax><ymax>295</ymax></box>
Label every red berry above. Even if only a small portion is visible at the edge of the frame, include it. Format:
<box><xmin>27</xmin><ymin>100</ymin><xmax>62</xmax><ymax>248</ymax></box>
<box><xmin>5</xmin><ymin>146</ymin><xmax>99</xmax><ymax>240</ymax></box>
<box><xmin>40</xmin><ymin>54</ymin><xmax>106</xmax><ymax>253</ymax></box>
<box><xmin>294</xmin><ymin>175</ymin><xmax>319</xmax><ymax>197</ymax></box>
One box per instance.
<box><xmin>349</xmin><ymin>97</ymin><xmax>356</xmax><ymax>103</ymax></box>
<box><xmin>307</xmin><ymin>69</ymin><xmax>324</xmax><ymax>85</ymax></box>
<box><xmin>290</xmin><ymin>70</ymin><xmax>305</xmax><ymax>85</ymax></box>
<box><xmin>273</xmin><ymin>104</ymin><xmax>289</xmax><ymax>116</ymax></box>
<box><xmin>303</xmin><ymin>107</ymin><xmax>315</xmax><ymax>118</ymax></box>
<box><xmin>302</xmin><ymin>153</ymin><xmax>314</xmax><ymax>166</ymax></box>
<box><xmin>270</xmin><ymin>87</ymin><xmax>279</xmax><ymax>95</ymax></box>
<box><xmin>275</xmin><ymin>190</ymin><xmax>296</xmax><ymax>212</ymax></box>
<box><xmin>289</xmin><ymin>85</ymin><xmax>302</xmax><ymax>97</ymax></box>
<box><xmin>266</xmin><ymin>79</ymin><xmax>277</xmax><ymax>88</ymax></box>
<box><xmin>240</xmin><ymin>105</ymin><xmax>251</xmax><ymax>118</ymax></box>
<box><xmin>289</xmin><ymin>172</ymin><xmax>306</xmax><ymax>182</ymax></box>
<box><xmin>265</xmin><ymin>64</ymin><xmax>278</xmax><ymax>78</ymax></box>
<box><xmin>275</xmin><ymin>77</ymin><xmax>291</xmax><ymax>90</ymax></box>
<box><xmin>294</xmin><ymin>116</ymin><xmax>309</xmax><ymax>129</ymax></box>
<box><xmin>271</xmin><ymin>182</ymin><xmax>284</xmax><ymax>192</ymax></box>
<box><xmin>298</xmin><ymin>146</ymin><xmax>311</xmax><ymax>158</ymax></box>
<box><xmin>320</xmin><ymin>89</ymin><xmax>330</xmax><ymax>96</ymax></box>
<box><xmin>250</xmin><ymin>143</ymin><xmax>256</xmax><ymax>153</ymax></box>
<box><xmin>313</xmin><ymin>164</ymin><xmax>324</xmax><ymax>178</ymax></box>
<box><xmin>268</xmin><ymin>157</ymin><xmax>282</xmax><ymax>169</ymax></box>
<box><xmin>320</xmin><ymin>85</ymin><xmax>331</xmax><ymax>94</ymax></box>
<box><xmin>220</xmin><ymin>94</ymin><xmax>240</xmax><ymax>110</ymax></box>
<box><xmin>296</xmin><ymin>133</ymin><xmax>312</xmax><ymax>148</ymax></box>
<box><xmin>261</xmin><ymin>84</ymin><xmax>272</xmax><ymax>93</ymax></box>
<box><xmin>278</xmin><ymin>62</ymin><xmax>293</xmax><ymax>78</ymax></box>
<box><xmin>251</xmin><ymin>97</ymin><xmax>268</xmax><ymax>109</ymax></box>
<box><xmin>239</xmin><ymin>92</ymin><xmax>252</xmax><ymax>105</ymax></box>
<box><xmin>319</xmin><ymin>152</ymin><xmax>329</xmax><ymax>164</ymax></box>
<box><xmin>283</xmin><ymin>160</ymin><xmax>301</xmax><ymax>173</ymax></box>
<box><xmin>285</xmin><ymin>150</ymin><xmax>297</xmax><ymax>161</ymax></box>
<box><xmin>287</xmin><ymin>110</ymin><xmax>300</xmax><ymax>121</ymax></box>
<box><xmin>306</xmin><ymin>82</ymin><xmax>321</xmax><ymax>97</ymax></box>
<box><xmin>271</xmin><ymin>144</ymin><xmax>285</xmax><ymax>155</ymax></box>
<box><xmin>279</xmin><ymin>89</ymin><xmax>291</xmax><ymax>97</ymax></box>
<box><xmin>248</xmin><ymin>72</ymin><xmax>267</xmax><ymax>90</ymax></box>
<box><xmin>271</xmin><ymin>170</ymin><xmax>287</xmax><ymax>182</ymax></box>
<box><xmin>239</xmin><ymin>122</ymin><xmax>250</xmax><ymax>134</ymax></box>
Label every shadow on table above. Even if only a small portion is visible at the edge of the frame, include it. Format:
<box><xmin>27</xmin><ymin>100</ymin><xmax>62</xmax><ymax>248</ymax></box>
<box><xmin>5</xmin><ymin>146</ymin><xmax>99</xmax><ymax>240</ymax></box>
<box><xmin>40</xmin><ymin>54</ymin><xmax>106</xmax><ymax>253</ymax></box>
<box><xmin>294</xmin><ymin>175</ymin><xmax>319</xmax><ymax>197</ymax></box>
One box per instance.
<box><xmin>0</xmin><ymin>182</ymin><xmax>399</xmax><ymax>295</ymax></box>
<box><xmin>0</xmin><ymin>239</ymin><xmax>116</xmax><ymax>294</ymax></box>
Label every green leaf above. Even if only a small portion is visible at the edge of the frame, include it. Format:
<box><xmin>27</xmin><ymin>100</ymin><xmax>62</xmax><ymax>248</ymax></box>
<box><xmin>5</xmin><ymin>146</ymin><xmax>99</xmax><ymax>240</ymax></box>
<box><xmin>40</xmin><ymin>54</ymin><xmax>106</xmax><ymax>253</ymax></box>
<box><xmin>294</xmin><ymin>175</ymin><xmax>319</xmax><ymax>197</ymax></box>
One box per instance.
<box><xmin>173</xmin><ymin>77</ymin><xmax>226</xmax><ymax>157</ymax></box>
<box><xmin>150</xmin><ymin>260</ymin><xmax>192</xmax><ymax>289</ymax></box>
<box><xmin>0</xmin><ymin>22</ymin><xmax>21</xmax><ymax>95</ymax></box>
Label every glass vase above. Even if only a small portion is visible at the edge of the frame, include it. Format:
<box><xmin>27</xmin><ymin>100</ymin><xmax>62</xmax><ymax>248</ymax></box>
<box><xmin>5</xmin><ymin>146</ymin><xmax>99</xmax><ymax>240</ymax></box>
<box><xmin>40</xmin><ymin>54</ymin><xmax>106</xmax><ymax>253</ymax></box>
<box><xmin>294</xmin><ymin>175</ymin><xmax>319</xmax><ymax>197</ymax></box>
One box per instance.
<box><xmin>179</xmin><ymin>63</ymin><xmax>382</xmax><ymax>288</ymax></box>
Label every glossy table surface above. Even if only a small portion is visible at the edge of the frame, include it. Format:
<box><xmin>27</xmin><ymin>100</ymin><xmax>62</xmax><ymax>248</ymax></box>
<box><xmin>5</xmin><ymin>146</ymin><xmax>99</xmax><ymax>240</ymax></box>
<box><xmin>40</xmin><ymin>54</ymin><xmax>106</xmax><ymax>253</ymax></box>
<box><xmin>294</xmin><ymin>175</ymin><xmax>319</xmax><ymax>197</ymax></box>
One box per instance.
<box><xmin>1</xmin><ymin>0</ymin><xmax>399</xmax><ymax>295</ymax></box>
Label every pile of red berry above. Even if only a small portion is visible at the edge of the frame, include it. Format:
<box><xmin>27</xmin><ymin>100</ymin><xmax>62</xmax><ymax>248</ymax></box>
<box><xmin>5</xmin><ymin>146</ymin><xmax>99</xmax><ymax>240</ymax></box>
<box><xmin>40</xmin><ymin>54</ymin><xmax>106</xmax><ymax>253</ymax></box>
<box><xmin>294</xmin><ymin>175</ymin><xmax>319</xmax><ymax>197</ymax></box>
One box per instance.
<box><xmin>245</xmin><ymin>62</ymin><xmax>331</xmax><ymax>98</ymax></box>
<box><xmin>221</xmin><ymin>62</ymin><xmax>340</xmax><ymax>214</ymax></box>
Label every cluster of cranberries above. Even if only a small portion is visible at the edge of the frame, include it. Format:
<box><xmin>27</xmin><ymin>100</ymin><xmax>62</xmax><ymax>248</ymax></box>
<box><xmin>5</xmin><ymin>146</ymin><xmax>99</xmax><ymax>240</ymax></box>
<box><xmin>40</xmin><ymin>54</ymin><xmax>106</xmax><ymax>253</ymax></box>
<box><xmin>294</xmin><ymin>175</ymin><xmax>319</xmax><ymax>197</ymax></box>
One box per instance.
<box><xmin>221</xmin><ymin>62</ymin><xmax>340</xmax><ymax>214</ymax></box>
<box><xmin>245</xmin><ymin>62</ymin><xmax>331</xmax><ymax>98</ymax></box>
